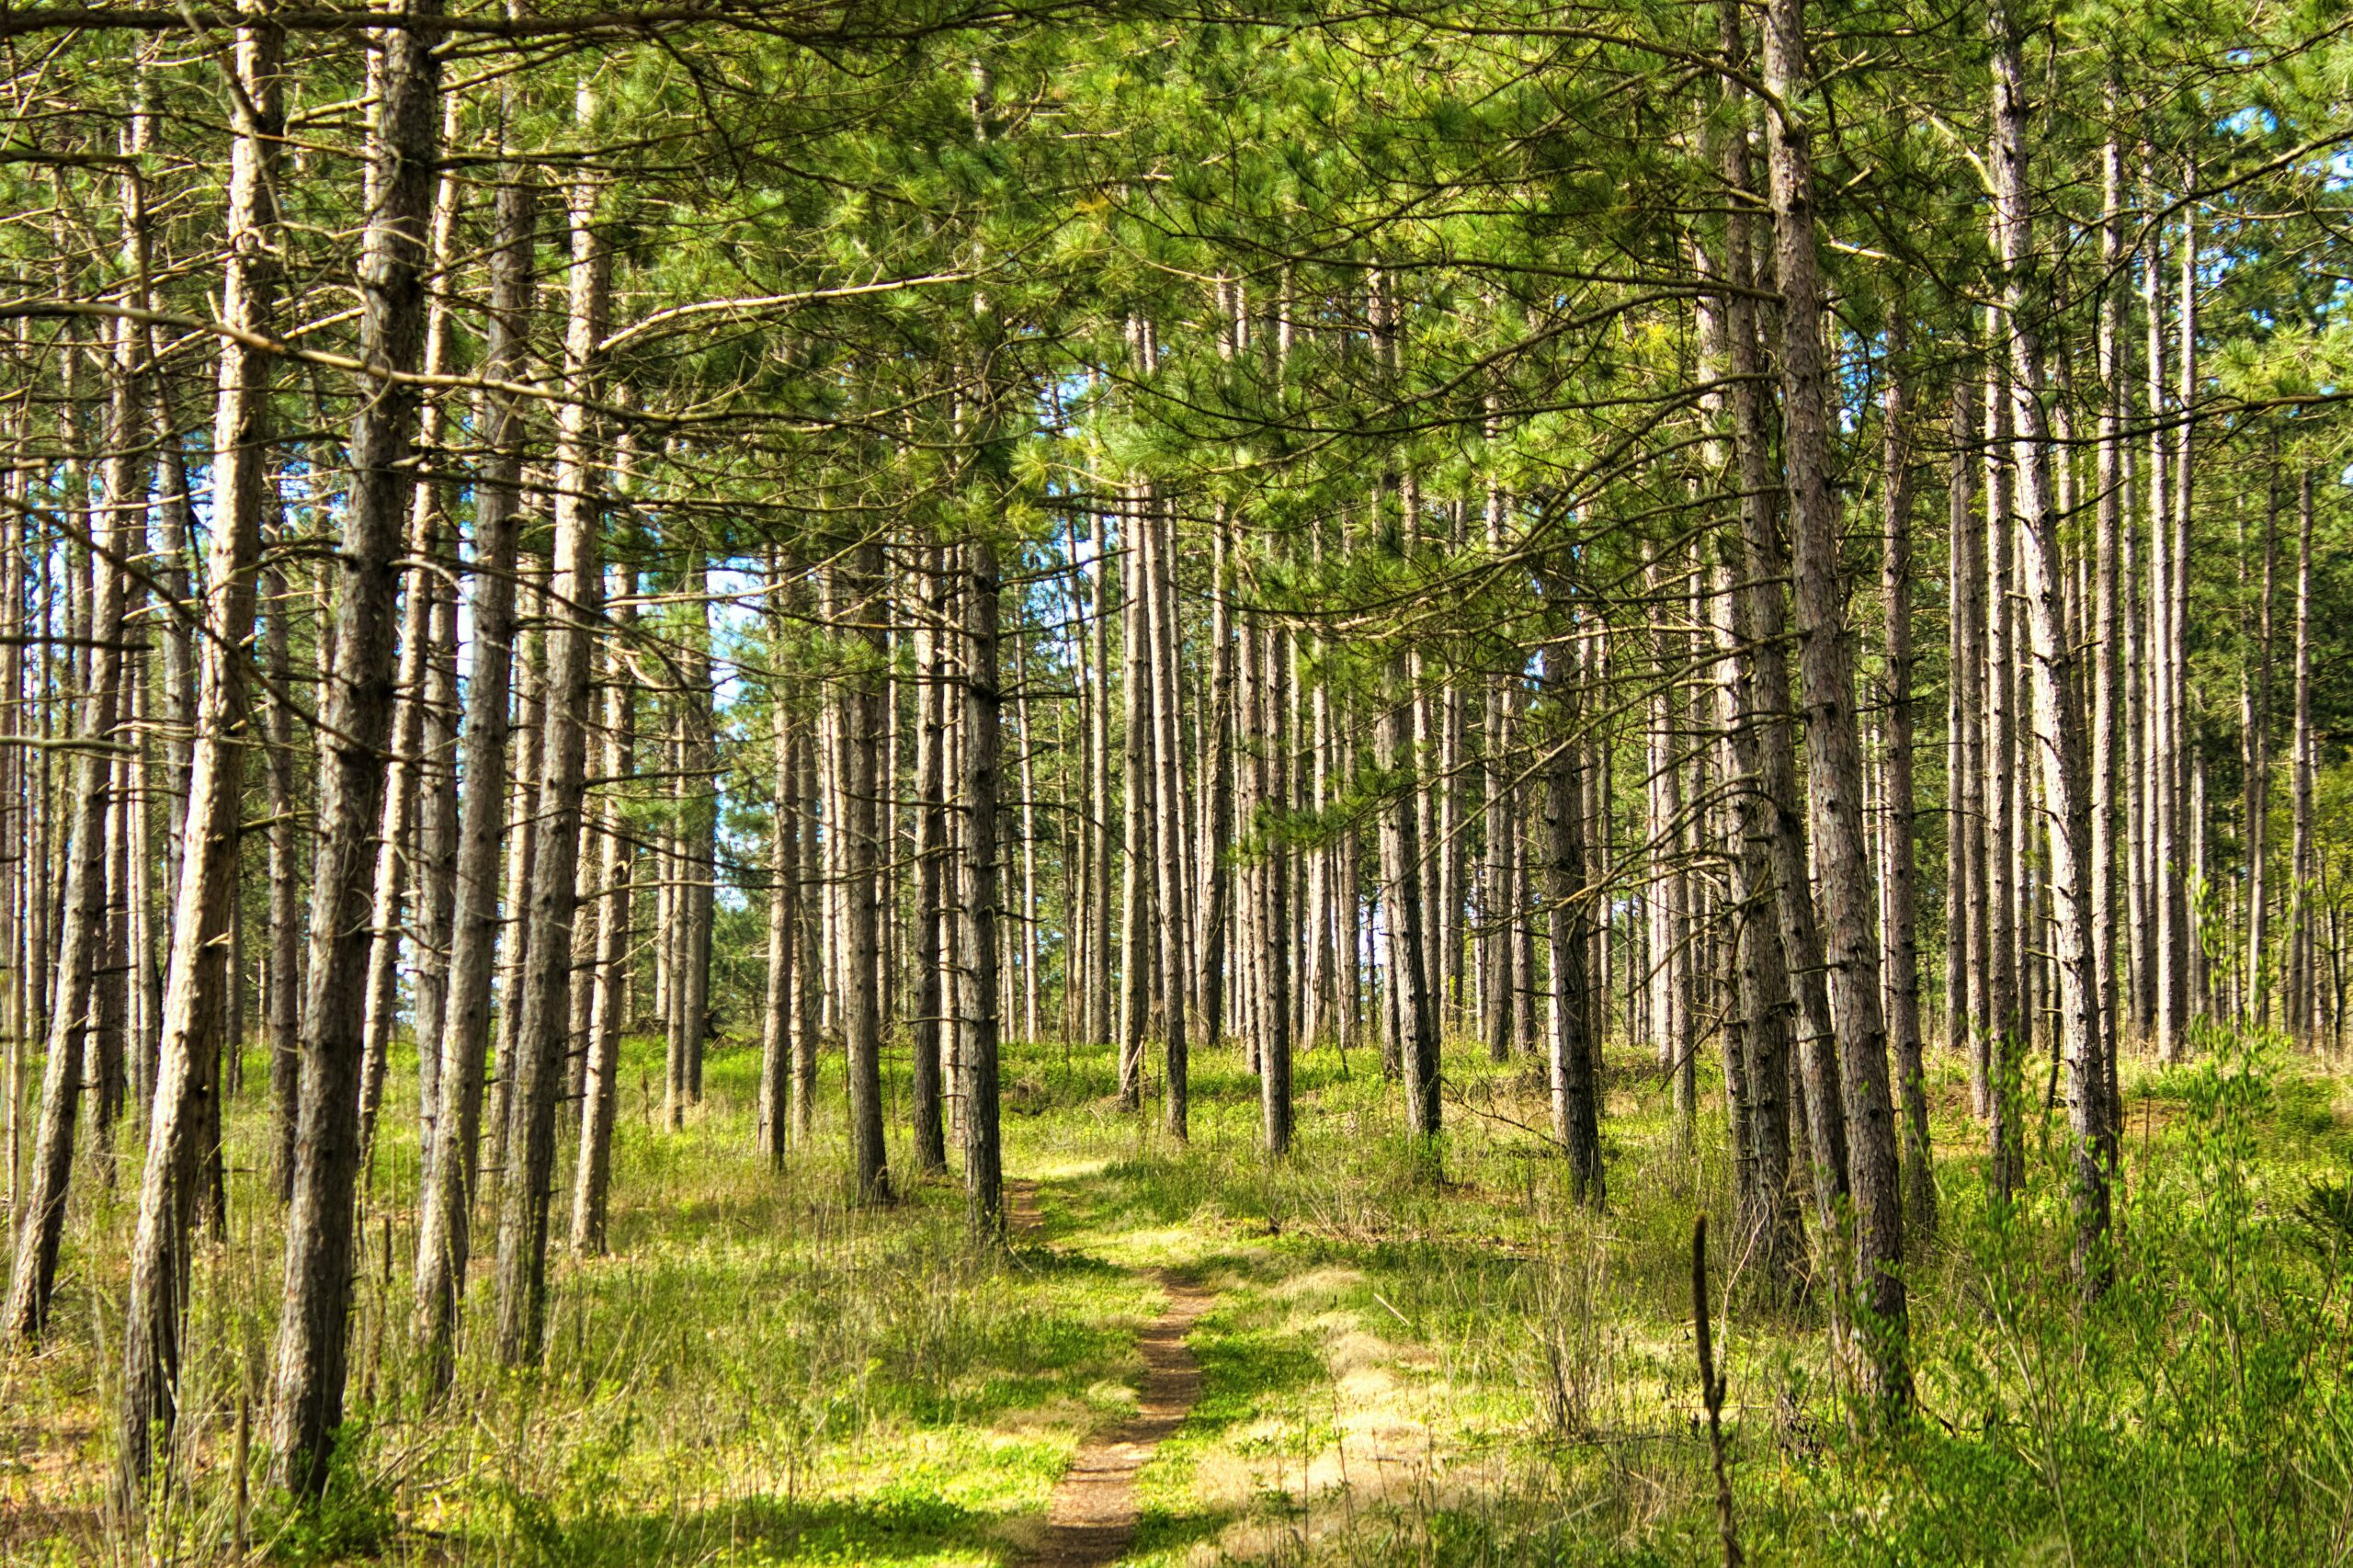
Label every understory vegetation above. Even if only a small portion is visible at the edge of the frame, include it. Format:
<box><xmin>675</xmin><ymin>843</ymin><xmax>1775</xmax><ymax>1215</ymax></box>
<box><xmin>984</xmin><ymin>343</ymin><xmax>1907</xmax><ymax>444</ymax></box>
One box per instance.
<box><xmin>8</xmin><ymin>1026</ymin><xmax>2349</xmax><ymax>1565</ymax></box>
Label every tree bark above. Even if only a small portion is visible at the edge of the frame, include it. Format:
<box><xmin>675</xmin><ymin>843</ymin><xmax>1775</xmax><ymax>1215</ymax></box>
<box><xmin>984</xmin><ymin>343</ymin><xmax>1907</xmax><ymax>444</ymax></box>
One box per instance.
<box><xmin>1117</xmin><ymin>494</ymin><xmax>1151</xmax><ymax>1109</ymax></box>
<box><xmin>271</xmin><ymin>5</ymin><xmax>442</xmax><ymax>1492</ymax></box>
<box><xmin>1984</xmin><ymin>358</ymin><xmax>2022</xmax><ymax>1187</ymax></box>
<box><xmin>1144</xmin><ymin>493</ymin><xmax>1190</xmax><ymax>1139</ymax></box>
<box><xmin>1762</xmin><ymin>0</ymin><xmax>1910</xmax><ymax>1410</ymax></box>
<box><xmin>757</xmin><ymin>558</ymin><xmax>799</xmax><ymax>1165</ymax></box>
<box><xmin>837</xmin><ymin>534</ymin><xmax>892</xmax><ymax>1202</ymax></box>
<box><xmin>1381</xmin><ymin>653</ymin><xmax>1441</xmax><ymax>1146</ymax></box>
<box><xmin>2092</xmin><ymin>106</ymin><xmax>2126</xmax><ymax>1135</ymax></box>
<box><xmin>910</xmin><ymin>542</ymin><xmax>949</xmax><ymax>1172</ymax></box>
<box><xmin>492</xmin><ymin>125</ymin><xmax>607</xmax><ymax>1367</ymax></box>
<box><xmin>1258</xmin><ymin>615</ymin><xmax>1293</xmax><ymax>1154</ymax></box>
<box><xmin>117</xmin><ymin>9</ymin><xmax>270</xmax><ymax>1479</ymax></box>
<box><xmin>574</xmin><ymin>581</ymin><xmax>637</xmax><ymax>1247</ymax></box>
<box><xmin>1878</xmin><ymin>323</ymin><xmax>1934</xmax><ymax>1240</ymax></box>
<box><xmin>14</xmin><ymin>153</ymin><xmax>146</xmax><ymax>1352</ymax></box>
<box><xmin>413</xmin><ymin>150</ymin><xmax>530</xmax><ymax>1395</ymax></box>
<box><xmin>1992</xmin><ymin>4</ymin><xmax>2109</xmax><ymax>1283</ymax></box>
<box><xmin>358</xmin><ymin>127</ymin><xmax>461</xmax><ymax>1153</ymax></box>
<box><xmin>1543</xmin><ymin>630</ymin><xmax>1603</xmax><ymax>1206</ymax></box>
<box><xmin>960</xmin><ymin>540</ymin><xmax>1005</xmax><ymax>1238</ymax></box>
<box><xmin>1711</xmin><ymin>10</ymin><xmax>1848</xmax><ymax>1241</ymax></box>
<box><xmin>2288</xmin><ymin>472</ymin><xmax>2316</xmax><ymax>1040</ymax></box>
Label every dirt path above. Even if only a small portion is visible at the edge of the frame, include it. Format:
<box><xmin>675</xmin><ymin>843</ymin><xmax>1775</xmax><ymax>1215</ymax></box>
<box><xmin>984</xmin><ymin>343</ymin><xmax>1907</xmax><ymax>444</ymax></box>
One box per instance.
<box><xmin>1009</xmin><ymin>1180</ymin><xmax>1215</xmax><ymax>1568</ymax></box>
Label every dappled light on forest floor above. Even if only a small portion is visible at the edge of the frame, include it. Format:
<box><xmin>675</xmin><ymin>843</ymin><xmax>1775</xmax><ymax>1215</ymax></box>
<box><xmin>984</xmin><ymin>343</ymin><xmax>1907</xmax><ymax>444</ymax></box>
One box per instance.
<box><xmin>12</xmin><ymin>1028</ymin><xmax>2352</xmax><ymax>1564</ymax></box>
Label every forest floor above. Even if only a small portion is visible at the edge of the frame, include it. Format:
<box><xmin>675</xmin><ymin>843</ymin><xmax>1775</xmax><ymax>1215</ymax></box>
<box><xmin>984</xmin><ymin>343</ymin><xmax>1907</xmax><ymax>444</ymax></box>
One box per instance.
<box><xmin>6</xmin><ymin>1021</ymin><xmax>2353</xmax><ymax>1565</ymax></box>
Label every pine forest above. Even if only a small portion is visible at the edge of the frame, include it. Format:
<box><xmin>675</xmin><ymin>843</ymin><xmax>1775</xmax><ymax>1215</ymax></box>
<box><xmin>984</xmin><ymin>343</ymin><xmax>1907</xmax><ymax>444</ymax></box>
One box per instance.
<box><xmin>3</xmin><ymin>0</ymin><xmax>2353</xmax><ymax>1562</ymax></box>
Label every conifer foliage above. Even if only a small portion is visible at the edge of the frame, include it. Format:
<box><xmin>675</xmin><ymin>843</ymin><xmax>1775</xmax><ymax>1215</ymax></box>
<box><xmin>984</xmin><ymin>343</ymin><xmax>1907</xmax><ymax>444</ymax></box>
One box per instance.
<box><xmin>0</xmin><ymin>0</ymin><xmax>2349</xmax><ymax>1543</ymax></box>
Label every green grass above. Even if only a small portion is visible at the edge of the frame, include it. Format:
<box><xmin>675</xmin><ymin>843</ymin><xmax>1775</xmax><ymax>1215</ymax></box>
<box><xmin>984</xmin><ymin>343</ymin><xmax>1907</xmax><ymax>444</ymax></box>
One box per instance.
<box><xmin>8</xmin><ymin>1018</ymin><xmax>2353</xmax><ymax>1564</ymax></box>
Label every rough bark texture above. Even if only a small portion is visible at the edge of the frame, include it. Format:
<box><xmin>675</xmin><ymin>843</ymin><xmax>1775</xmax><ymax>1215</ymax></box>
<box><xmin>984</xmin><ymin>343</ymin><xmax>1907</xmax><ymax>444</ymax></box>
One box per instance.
<box><xmin>1542</xmin><ymin>637</ymin><xmax>1604</xmax><ymax>1207</ymax></box>
<box><xmin>574</xmin><ymin>586</ymin><xmax>637</xmax><ymax>1248</ymax></box>
<box><xmin>493</xmin><ymin>137</ymin><xmax>608</xmax><ymax>1366</ymax></box>
<box><xmin>1761</xmin><ymin>0</ymin><xmax>1910</xmax><ymax>1412</ymax></box>
<box><xmin>414</xmin><ymin>147</ymin><xmax>531</xmax><ymax>1397</ymax></box>
<box><xmin>113</xmin><ymin>10</ymin><xmax>280</xmax><ymax>1486</ymax></box>
<box><xmin>838</xmin><ymin>538</ymin><xmax>892</xmax><ymax>1203</ymax></box>
<box><xmin>1878</xmin><ymin>330</ymin><xmax>1936</xmax><ymax>1240</ymax></box>
<box><xmin>271</xmin><ymin>6</ymin><xmax>442</xmax><ymax>1492</ymax></box>
<box><xmin>961</xmin><ymin>541</ymin><xmax>1006</xmax><ymax>1239</ymax></box>
<box><xmin>1993</xmin><ymin>2</ymin><xmax>2109</xmax><ymax>1284</ymax></box>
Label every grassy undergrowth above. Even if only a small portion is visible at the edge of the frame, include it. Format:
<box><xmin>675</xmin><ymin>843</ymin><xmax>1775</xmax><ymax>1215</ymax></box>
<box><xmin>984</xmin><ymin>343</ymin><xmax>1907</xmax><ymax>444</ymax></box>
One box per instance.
<box><xmin>6</xmin><ymin>1019</ymin><xmax>2353</xmax><ymax>1564</ymax></box>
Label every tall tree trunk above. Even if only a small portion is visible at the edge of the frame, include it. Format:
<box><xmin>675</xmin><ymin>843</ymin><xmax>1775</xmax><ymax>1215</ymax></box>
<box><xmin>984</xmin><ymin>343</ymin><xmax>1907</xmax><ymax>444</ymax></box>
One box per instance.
<box><xmin>116</xmin><ymin>219</ymin><xmax>279</xmax><ymax>1490</ymax></box>
<box><xmin>1543</xmin><ymin>629</ymin><xmax>1604</xmax><ymax>1206</ymax></box>
<box><xmin>678</xmin><ymin>558</ymin><xmax>713</xmax><ymax>1107</ymax></box>
<box><xmin>1380</xmin><ymin>653</ymin><xmax>1441</xmax><ymax>1147</ymax></box>
<box><xmin>757</xmin><ymin>559</ymin><xmax>799</xmax><ymax>1166</ymax></box>
<box><xmin>1711</xmin><ymin>548</ymin><xmax>1802</xmax><ymax>1288</ymax></box>
<box><xmin>2143</xmin><ymin>178</ymin><xmax>2183</xmax><ymax>1060</ymax></box>
<box><xmin>960</xmin><ymin>541</ymin><xmax>1005</xmax><ymax>1238</ymax></box>
<box><xmin>1483</xmin><ymin>467</ymin><xmax>1519</xmax><ymax>1064</ymax></box>
<box><xmin>2288</xmin><ymin>472</ymin><xmax>2316</xmax><ymax>1040</ymax></box>
<box><xmin>1762</xmin><ymin>0</ymin><xmax>1910</xmax><ymax>1411</ymax></box>
<box><xmin>1145</xmin><ymin>494</ymin><xmax>1190</xmax><ymax>1139</ymax></box>
<box><xmin>2093</xmin><ymin>108</ymin><xmax>2126</xmax><ymax>1145</ymax></box>
<box><xmin>2169</xmin><ymin>171</ymin><xmax>2198</xmax><ymax>1034</ymax></box>
<box><xmin>263</xmin><ymin>529</ymin><xmax>303</xmax><ymax>1198</ymax></box>
<box><xmin>414</xmin><ymin>569</ymin><xmax>461</xmax><ymax>1163</ymax></box>
<box><xmin>13</xmin><ymin>169</ymin><xmax>146</xmax><ymax>1352</ymax></box>
<box><xmin>2</xmin><ymin>408</ymin><xmax>25</xmax><ymax>1217</ymax></box>
<box><xmin>2244</xmin><ymin>466</ymin><xmax>2279</xmax><ymax>1022</ymax></box>
<box><xmin>1984</xmin><ymin>358</ymin><xmax>2022</xmax><ymax>1187</ymax></box>
<box><xmin>574</xmin><ymin>581</ymin><xmax>637</xmax><ymax>1247</ymax></box>
<box><xmin>1711</xmin><ymin>7</ymin><xmax>1848</xmax><ymax>1241</ymax></box>
<box><xmin>358</xmin><ymin>130</ymin><xmax>461</xmax><ymax>1153</ymax></box>
<box><xmin>910</xmin><ymin>543</ymin><xmax>949</xmax><ymax>1172</ymax></box>
<box><xmin>1117</xmin><ymin>495</ymin><xmax>1152</xmax><ymax>1109</ymax></box>
<box><xmin>492</xmin><ymin>120</ymin><xmax>607</xmax><ymax>1367</ymax></box>
<box><xmin>838</xmin><ymin>535</ymin><xmax>892</xmax><ymax>1203</ymax></box>
<box><xmin>1878</xmin><ymin>323</ymin><xmax>1934</xmax><ymax>1239</ymax></box>
<box><xmin>791</xmin><ymin>722</ymin><xmax>821</xmax><ymax>1143</ymax></box>
<box><xmin>1949</xmin><ymin>380</ymin><xmax>1986</xmax><ymax>1083</ymax></box>
<box><xmin>413</xmin><ymin>151</ymin><xmax>530</xmax><ymax>1395</ymax></box>
<box><xmin>1015</xmin><ymin>628</ymin><xmax>1042</xmax><ymax>1045</ymax></box>
<box><xmin>1993</xmin><ymin>6</ymin><xmax>2109</xmax><ymax>1284</ymax></box>
<box><xmin>1646</xmin><ymin>549</ymin><xmax>1693</xmax><ymax>1148</ymax></box>
<box><xmin>488</xmin><ymin>557</ymin><xmax>544</xmax><ymax>1184</ymax></box>
<box><xmin>271</xmin><ymin>6</ymin><xmax>442</xmax><ymax>1492</ymax></box>
<box><xmin>1200</xmin><ymin>504</ymin><xmax>1235</xmax><ymax>1056</ymax></box>
<box><xmin>1258</xmin><ymin>615</ymin><xmax>1293</xmax><ymax>1155</ymax></box>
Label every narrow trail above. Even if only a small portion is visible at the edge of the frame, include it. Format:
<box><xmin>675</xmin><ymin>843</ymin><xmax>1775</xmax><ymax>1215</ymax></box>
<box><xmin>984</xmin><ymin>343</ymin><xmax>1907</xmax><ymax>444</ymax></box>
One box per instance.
<box><xmin>1008</xmin><ymin>1179</ymin><xmax>1215</xmax><ymax>1568</ymax></box>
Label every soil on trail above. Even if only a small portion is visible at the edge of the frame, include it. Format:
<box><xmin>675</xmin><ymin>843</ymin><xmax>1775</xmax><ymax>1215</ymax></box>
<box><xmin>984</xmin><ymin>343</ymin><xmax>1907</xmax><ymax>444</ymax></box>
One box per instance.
<box><xmin>1009</xmin><ymin>1180</ymin><xmax>1214</xmax><ymax>1568</ymax></box>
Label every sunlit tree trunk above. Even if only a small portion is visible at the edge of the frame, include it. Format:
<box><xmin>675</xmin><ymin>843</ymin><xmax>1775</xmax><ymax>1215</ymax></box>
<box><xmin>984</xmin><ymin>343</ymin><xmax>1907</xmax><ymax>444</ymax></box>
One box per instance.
<box><xmin>1762</xmin><ymin>0</ymin><xmax>1909</xmax><ymax>1410</ymax></box>
<box><xmin>116</xmin><ymin>7</ymin><xmax>282</xmax><ymax>1482</ymax></box>
<box><xmin>2093</xmin><ymin>108</ymin><xmax>2126</xmax><ymax>1144</ymax></box>
<box><xmin>574</xmin><ymin>579</ymin><xmax>637</xmax><ymax>1247</ymax></box>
